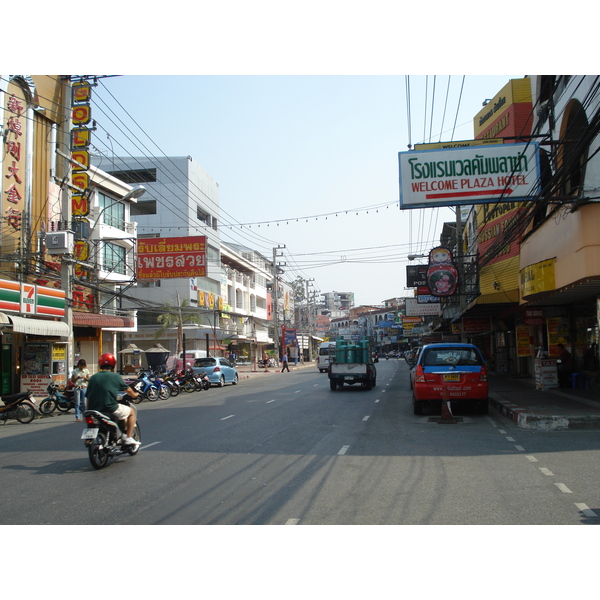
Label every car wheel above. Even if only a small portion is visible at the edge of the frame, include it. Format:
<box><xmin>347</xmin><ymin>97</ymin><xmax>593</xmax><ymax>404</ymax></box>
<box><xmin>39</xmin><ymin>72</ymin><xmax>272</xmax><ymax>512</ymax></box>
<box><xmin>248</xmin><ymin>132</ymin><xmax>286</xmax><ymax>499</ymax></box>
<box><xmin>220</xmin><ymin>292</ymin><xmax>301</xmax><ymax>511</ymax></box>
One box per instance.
<box><xmin>218</xmin><ymin>376</ymin><xmax>225</xmax><ymax>388</ymax></box>
<box><xmin>232</xmin><ymin>373</ymin><xmax>238</xmax><ymax>385</ymax></box>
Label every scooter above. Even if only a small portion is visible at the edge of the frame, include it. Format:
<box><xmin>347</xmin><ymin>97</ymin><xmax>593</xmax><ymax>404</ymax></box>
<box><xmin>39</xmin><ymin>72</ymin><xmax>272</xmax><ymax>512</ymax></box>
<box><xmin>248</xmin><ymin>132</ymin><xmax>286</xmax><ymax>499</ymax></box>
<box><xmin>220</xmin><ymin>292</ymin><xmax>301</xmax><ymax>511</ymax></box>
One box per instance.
<box><xmin>38</xmin><ymin>382</ymin><xmax>74</xmax><ymax>415</ymax></box>
<box><xmin>125</xmin><ymin>371</ymin><xmax>161</xmax><ymax>403</ymax></box>
<box><xmin>81</xmin><ymin>394</ymin><xmax>141</xmax><ymax>470</ymax></box>
<box><xmin>0</xmin><ymin>390</ymin><xmax>38</xmax><ymax>424</ymax></box>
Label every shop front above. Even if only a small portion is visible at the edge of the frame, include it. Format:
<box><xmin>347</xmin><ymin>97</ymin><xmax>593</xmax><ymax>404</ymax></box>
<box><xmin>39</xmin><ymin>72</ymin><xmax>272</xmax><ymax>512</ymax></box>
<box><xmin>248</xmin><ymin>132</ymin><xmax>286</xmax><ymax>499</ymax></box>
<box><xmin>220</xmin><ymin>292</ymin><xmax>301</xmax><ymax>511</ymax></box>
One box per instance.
<box><xmin>0</xmin><ymin>279</ymin><xmax>69</xmax><ymax>395</ymax></box>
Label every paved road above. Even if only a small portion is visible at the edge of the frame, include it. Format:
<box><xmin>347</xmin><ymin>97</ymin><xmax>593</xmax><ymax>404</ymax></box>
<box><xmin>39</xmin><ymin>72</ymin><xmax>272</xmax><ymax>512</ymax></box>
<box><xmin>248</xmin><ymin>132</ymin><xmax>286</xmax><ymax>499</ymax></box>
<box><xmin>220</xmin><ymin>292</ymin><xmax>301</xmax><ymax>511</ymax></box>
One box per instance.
<box><xmin>2</xmin><ymin>360</ymin><xmax>600</xmax><ymax>525</ymax></box>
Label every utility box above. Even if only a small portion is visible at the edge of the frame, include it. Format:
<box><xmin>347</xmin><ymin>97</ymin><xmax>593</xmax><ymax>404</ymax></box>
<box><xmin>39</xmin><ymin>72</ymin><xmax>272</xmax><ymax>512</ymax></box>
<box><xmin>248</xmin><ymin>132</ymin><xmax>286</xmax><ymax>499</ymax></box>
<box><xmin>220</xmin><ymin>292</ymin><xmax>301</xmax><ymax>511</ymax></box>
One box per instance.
<box><xmin>45</xmin><ymin>231</ymin><xmax>74</xmax><ymax>254</ymax></box>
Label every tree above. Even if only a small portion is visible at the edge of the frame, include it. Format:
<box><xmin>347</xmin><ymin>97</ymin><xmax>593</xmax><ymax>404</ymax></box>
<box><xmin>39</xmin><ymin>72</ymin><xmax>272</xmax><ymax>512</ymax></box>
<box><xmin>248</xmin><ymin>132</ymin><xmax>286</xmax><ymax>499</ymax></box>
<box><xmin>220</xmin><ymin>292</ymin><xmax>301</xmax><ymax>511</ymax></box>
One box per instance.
<box><xmin>155</xmin><ymin>293</ymin><xmax>198</xmax><ymax>358</ymax></box>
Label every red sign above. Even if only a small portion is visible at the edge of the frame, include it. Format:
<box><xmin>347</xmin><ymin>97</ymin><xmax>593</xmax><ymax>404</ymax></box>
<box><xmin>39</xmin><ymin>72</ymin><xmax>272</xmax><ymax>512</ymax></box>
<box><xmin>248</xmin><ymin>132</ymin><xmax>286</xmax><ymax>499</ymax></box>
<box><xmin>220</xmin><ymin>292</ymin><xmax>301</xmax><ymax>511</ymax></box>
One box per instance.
<box><xmin>137</xmin><ymin>236</ymin><xmax>207</xmax><ymax>279</ymax></box>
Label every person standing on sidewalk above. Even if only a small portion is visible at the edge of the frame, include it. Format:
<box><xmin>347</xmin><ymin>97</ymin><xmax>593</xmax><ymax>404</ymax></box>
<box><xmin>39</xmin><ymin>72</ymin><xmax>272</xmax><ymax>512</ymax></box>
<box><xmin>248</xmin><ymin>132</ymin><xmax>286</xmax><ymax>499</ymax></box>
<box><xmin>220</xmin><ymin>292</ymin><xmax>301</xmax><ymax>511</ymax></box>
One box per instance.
<box><xmin>281</xmin><ymin>352</ymin><xmax>290</xmax><ymax>373</ymax></box>
<box><xmin>71</xmin><ymin>358</ymin><xmax>90</xmax><ymax>421</ymax></box>
<box><xmin>557</xmin><ymin>343</ymin><xmax>573</xmax><ymax>388</ymax></box>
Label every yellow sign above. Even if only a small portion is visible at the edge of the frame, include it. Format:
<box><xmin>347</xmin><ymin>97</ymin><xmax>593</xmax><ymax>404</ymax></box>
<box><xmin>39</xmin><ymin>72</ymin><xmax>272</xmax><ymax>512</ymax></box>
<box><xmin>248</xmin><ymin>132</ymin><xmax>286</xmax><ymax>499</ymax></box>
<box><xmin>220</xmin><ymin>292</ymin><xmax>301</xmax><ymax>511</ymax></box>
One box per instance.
<box><xmin>520</xmin><ymin>258</ymin><xmax>556</xmax><ymax>297</ymax></box>
<box><xmin>414</xmin><ymin>138</ymin><xmax>502</xmax><ymax>151</ymax></box>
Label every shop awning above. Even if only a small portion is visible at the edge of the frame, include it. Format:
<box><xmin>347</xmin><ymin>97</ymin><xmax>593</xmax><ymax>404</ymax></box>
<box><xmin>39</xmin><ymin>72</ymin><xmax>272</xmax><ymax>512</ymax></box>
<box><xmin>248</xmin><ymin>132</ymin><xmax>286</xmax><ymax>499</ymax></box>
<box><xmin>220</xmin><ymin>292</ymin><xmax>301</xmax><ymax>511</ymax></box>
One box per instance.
<box><xmin>5</xmin><ymin>314</ymin><xmax>70</xmax><ymax>337</ymax></box>
<box><xmin>73</xmin><ymin>313</ymin><xmax>135</xmax><ymax>328</ymax></box>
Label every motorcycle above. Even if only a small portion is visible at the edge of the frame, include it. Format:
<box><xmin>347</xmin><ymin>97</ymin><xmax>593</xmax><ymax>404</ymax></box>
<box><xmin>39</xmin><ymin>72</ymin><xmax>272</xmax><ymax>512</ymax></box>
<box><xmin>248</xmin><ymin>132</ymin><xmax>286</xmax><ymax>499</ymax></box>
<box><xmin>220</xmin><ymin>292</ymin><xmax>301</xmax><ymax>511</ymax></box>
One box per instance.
<box><xmin>81</xmin><ymin>395</ymin><xmax>141</xmax><ymax>470</ymax></box>
<box><xmin>125</xmin><ymin>371</ymin><xmax>161</xmax><ymax>403</ymax></box>
<box><xmin>0</xmin><ymin>390</ymin><xmax>38</xmax><ymax>424</ymax></box>
<box><xmin>39</xmin><ymin>382</ymin><xmax>75</xmax><ymax>415</ymax></box>
<box><xmin>192</xmin><ymin>370</ymin><xmax>210</xmax><ymax>390</ymax></box>
<box><xmin>161</xmin><ymin>370</ymin><xmax>181</xmax><ymax>397</ymax></box>
<box><xmin>148</xmin><ymin>370</ymin><xmax>171</xmax><ymax>400</ymax></box>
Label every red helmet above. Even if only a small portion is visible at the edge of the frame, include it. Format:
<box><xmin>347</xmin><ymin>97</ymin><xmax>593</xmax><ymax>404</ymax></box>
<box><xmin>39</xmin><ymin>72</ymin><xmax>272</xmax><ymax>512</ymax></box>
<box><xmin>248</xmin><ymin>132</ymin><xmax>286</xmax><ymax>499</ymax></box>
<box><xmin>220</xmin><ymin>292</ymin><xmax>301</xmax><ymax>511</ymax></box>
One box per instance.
<box><xmin>98</xmin><ymin>353</ymin><xmax>116</xmax><ymax>368</ymax></box>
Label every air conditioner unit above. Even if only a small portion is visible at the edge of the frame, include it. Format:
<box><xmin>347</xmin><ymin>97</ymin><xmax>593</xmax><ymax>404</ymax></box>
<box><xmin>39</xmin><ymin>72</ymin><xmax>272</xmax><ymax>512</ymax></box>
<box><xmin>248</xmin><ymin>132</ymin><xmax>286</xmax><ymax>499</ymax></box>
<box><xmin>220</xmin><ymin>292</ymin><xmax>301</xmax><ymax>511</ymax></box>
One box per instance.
<box><xmin>45</xmin><ymin>231</ymin><xmax>74</xmax><ymax>254</ymax></box>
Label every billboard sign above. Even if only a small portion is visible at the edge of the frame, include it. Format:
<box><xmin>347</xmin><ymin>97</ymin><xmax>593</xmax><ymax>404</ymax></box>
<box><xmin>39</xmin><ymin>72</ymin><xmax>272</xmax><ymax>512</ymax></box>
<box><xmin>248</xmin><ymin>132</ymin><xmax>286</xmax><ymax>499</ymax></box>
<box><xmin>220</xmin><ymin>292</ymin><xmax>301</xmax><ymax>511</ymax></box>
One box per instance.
<box><xmin>398</xmin><ymin>142</ymin><xmax>540</xmax><ymax>209</ymax></box>
<box><xmin>405</xmin><ymin>298</ymin><xmax>442</xmax><ymax>317</ymax></box>
<box><xmin>137</xmin><ymin>236</ymin><xmax>207</xmax><ymax>279</ymax></box>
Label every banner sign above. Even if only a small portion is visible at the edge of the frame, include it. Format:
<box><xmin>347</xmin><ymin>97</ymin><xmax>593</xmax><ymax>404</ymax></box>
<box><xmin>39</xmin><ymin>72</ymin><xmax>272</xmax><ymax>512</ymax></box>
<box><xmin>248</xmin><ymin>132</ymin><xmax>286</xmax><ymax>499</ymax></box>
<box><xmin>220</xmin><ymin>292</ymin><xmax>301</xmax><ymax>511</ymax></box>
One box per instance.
<box><xmin>137</xmin><ymin>236</ymin><xmax>207</xmax><ymax>279</ymax></box>
<box><xmin>406</xmin><ymin>264</ymin><xmax>427</xmax><ymax>287</ymax></box>
<box><xmin>398</xmin><ymin>142</ymin><xmax>541</xmax><ymax>209</ymax></box>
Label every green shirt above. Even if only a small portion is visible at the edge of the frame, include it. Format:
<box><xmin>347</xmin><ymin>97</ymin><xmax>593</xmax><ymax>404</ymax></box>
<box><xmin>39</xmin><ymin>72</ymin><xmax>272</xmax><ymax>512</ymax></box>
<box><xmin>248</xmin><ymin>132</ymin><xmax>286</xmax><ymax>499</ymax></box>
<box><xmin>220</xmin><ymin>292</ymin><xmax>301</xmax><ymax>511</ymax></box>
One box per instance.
<box><xmin>85</xmin><ymin>370</ymin><xmax>129</xmax><ymax>414</ymax></box>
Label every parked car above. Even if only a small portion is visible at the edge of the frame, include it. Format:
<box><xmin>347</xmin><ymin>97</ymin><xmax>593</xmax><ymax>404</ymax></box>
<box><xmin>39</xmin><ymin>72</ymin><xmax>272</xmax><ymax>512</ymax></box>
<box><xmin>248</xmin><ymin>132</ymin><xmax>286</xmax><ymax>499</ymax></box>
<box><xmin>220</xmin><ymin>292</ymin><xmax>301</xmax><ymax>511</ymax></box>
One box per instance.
<box><xmin>192</xmin><ymin>357</ymin><xmax>239</xmax><ymax>387</ymax></box>
<box><xmin>411</xmin><ymin>343</ymin><xmax>488</xmax><ymax>415</ymax></box>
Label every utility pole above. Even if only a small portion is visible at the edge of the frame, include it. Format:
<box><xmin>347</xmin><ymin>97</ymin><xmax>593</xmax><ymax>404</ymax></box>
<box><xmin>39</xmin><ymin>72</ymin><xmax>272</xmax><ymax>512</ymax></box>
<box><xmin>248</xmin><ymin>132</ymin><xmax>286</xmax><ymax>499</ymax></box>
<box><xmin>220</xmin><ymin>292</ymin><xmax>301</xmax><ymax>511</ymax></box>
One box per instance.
<box><xmin>272</xmin><ymin>245</ymin><xmax>285</xmax><ymax>359</ymax></box>
<box><xmin>456</xmin><ymin>205</ymin><xmax>467</xmax><ymax>343</ymax></box>
<box><xmin>59</xmin><ymin>76</ymin><xmax>75</xmax><ymax>376</ymax></box>
<box><xmin>305</xmin><ymin>278</ymin><xmax>314</xmax><ymax>362</ymax></box>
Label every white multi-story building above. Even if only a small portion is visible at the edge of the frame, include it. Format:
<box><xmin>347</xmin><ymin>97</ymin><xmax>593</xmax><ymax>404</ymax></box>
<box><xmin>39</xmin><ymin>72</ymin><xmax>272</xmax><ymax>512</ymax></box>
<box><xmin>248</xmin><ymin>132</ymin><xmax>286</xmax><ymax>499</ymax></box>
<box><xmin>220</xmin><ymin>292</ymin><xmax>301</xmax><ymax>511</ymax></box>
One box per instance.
<box><xmin>90</xmin><ymin>154</ymin><xmax>281</xmax><ymax>364</ymax></box>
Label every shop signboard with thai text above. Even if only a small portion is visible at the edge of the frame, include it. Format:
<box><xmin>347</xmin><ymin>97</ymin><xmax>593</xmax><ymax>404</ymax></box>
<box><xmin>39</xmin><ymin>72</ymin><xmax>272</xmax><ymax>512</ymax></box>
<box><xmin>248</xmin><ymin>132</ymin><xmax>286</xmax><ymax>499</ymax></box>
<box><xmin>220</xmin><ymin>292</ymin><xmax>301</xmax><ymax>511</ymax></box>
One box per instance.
<box><xmin>399</xmin><ymin>142</ymin><xmax>541</xmax><ymax>209</ymax></box>
<box><xmin>137</xmin><ymin>236</ymin><xmax>207</xmax><ymax>279</ymax></box>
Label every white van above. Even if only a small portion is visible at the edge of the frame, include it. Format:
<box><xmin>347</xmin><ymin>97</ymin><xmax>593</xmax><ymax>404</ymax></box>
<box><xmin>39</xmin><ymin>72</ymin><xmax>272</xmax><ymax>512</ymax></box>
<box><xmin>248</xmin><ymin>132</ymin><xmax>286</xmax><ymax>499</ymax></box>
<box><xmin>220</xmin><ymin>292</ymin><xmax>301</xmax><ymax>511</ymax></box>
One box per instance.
<box><xmin>168</xmin><ymin>350</ymin><xmax>208</xmax><ymax>371</ymax></box>
<box><xmin>317</xmin><ymin>342</ymin><xmax>336</xmax><ymax>373</ymax></box>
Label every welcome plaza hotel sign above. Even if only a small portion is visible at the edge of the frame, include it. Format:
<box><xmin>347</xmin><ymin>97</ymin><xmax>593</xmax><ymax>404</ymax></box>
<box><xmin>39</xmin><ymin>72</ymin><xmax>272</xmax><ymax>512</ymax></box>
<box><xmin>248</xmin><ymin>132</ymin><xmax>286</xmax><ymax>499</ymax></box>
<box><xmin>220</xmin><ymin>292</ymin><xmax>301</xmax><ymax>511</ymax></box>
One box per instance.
<box><xmin>398</xmin><ymin>142</ymin><xmax>541</xmax><ymax>209</ymax></box>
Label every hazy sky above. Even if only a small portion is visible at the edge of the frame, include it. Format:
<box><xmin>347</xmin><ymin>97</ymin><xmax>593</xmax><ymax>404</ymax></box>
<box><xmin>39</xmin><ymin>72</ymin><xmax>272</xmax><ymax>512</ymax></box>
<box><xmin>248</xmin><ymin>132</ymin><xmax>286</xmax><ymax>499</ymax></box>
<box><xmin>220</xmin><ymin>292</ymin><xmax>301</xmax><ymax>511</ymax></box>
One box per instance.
<box><xmin>20</xmin><ymin>2</ymin><xmax>582</xmax><ymax>307</ymax></box>
<box><xmin>89</xmin><ymin>74</ymin><xmax>521</xmax><ymax>305</ymax></box>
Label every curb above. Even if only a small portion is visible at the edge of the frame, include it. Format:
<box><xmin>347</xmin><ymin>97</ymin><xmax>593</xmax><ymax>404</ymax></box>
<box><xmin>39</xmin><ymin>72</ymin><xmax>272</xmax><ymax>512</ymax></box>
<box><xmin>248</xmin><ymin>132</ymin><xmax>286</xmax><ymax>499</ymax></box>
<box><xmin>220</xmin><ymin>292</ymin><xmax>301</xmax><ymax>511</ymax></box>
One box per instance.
<box><xmin>489</xmin><ymin>394</ymin><xmax>600</xmax><ymax>431</ymax></box>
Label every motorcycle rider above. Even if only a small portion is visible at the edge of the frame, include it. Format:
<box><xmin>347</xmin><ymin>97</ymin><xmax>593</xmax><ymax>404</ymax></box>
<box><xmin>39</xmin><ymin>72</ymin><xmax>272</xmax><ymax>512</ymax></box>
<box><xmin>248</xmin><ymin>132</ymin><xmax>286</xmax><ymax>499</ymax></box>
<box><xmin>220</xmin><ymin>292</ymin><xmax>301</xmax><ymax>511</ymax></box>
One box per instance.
<box><xmin>85</xmin><ymin>353</ymin><xmax>141</xmax><ymax>447</ymax></box>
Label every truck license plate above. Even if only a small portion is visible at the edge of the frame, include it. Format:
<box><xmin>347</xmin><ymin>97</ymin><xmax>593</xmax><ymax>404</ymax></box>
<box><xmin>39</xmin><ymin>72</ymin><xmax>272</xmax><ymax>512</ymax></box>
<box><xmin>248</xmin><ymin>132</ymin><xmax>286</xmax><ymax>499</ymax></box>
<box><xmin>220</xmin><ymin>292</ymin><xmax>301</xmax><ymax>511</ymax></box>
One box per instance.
<box><xmin>344</xmin><ymin>376</ymin><xmax>354</xmax><ymax>380</ymax></box>
<box><xmin>81</xmin><ymin>428</ymin><xmax>99</xmax><ymax>440</ymax></box>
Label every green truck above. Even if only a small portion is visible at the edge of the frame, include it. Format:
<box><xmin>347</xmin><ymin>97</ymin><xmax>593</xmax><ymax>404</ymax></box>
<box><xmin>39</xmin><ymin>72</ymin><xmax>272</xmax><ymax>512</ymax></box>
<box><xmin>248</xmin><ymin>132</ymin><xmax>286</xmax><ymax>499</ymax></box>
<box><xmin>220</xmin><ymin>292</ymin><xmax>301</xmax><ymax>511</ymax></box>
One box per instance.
<box><xmin>328</xmin><ymin>339</ymin><xmax>377</xmax><ymax>391</ymax></box>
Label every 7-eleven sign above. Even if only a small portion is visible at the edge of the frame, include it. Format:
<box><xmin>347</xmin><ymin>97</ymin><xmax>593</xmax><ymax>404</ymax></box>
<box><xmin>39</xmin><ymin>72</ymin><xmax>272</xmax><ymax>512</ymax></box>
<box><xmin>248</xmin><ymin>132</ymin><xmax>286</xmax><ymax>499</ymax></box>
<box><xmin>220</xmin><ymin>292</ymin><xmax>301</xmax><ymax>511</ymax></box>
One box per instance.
<box><xmin>21</xmin><ymin>283</ymin><xmax>36</xmax><ymax>314</ymax></box>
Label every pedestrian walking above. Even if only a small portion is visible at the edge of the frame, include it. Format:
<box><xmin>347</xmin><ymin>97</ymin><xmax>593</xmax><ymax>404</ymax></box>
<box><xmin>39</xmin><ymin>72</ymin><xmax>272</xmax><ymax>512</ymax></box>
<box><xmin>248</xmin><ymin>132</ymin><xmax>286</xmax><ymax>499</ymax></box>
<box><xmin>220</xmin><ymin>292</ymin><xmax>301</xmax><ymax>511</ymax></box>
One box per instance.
<box><xmin>281</xmin><ymin>352</ymin><xmax>290</xmax><ymax>373</ymax></box>
<box><xmin>71</xmin><ymin>358</ymin><xmax>90</xmax><ymax>421</ymax></box>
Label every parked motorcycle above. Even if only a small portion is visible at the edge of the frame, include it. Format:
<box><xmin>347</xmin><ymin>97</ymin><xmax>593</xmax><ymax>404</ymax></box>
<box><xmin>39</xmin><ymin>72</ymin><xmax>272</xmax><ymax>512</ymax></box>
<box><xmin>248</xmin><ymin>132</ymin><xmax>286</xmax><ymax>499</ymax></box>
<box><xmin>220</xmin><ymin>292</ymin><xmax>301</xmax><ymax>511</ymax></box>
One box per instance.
<box><xmin>39</xmin><ymin>382</ymin><xmax>74</xmax><ymax>415</ymax></box>
<box><xmin>81</xmin><ymin>395</ymin><xmax>141</xmax><ymax>470</ymax></box>
<box><xmin>148</xmin><ymin>370</ymin><xmax>171</xmax><ymax>400</ymax></box>
<box><xmin>0</xmin><ymin>390</ymin><xmax>38</xmax><ymax>424</ymax></box>
<box><xmin>161</xmin><ymin>370</ymin><xmax>181</xmax><ymax>397</ymax></box>
<box><xmin>126</xmin><ymin>371</ymin><xmax>161</xmax><ymax>403</ymax></box>
<box><xmin>194</xmin><ymin>370</ymin><xmax>211</xmax><ymax>391</ymax></box>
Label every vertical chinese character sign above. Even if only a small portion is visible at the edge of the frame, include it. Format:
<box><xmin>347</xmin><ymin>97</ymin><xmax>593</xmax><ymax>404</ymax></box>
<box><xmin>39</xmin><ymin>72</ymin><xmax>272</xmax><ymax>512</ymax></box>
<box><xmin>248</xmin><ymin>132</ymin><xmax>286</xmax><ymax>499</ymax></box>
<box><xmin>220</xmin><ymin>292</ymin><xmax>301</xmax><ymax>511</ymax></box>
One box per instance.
<box><xmin>3</xmin><ymin>81</ymin><xmax>27</xmax><ymax>249</ymax></box>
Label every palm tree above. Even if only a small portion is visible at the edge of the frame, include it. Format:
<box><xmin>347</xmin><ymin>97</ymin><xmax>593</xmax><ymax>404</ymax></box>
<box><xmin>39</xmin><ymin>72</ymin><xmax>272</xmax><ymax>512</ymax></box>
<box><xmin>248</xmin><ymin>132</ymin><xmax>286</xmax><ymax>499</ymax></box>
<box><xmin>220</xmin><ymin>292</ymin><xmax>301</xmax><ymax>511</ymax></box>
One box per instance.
<box><xmin>155</xmin><ymin>293</ymin><xmax>198</xmax><ymax>359</ymax></box>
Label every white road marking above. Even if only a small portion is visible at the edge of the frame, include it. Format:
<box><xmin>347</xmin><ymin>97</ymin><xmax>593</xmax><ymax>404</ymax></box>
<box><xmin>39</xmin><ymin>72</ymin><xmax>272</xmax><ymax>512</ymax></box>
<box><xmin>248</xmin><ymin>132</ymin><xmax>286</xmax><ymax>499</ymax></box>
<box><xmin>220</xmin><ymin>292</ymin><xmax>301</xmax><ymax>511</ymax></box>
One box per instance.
<box><xmin>514</xmin><ymin>445</ymin><xmax>525</xmax><ymax>451</ymax></box>
<box><xmin>141</xmin><ymin>441</ymin><xmax>161</xmax><ymax>450</ymax></box>
<box><xmin>266</xmin><ymin>399</ymin><xmax>276</xmax><ymax>403</ymax></box>
<box><xmin>294</xmin><ymin>390</ymin><xmax>301</xmax><ymax>394</ymax></box>
<box><xmin>362</xmin><ymin>416</ymin><xmax>369</xmax><ymax>421</ymax></box>
<box><xmin>506</xmin><ymin>436</ymin><xmax>515</xmax><ymax>442</ymax></box>
<box><xmin>526</xmin><ymin>455</ymin><xmax>539</xmax><ymax>462</ymax></box>
<box><xmin>338</xmin><ymin>445</ymin><xmax>350</xmax><ymax>455</ymax></box>
<box><xmin>220</xmin><ymin>415</ymin><xmax>235</xmax><ymax>420</ymax></box>
<box><xmin>539</xmin><ymin>467</ymin><xmax>554</xmax><ymax>476</ymax></box>
<box><xmin>375</xmin><ymin>399</ymin><xmax>380</xmax><ymax>403</ymax></box>
<box><xmin>575</xmin><ymin>503</ymin><xmax>597</xmax><ymax>517</ymax></box>
<box><xmin>499</xmin><ymin>429</ymin><xmax>507</xmax><ymax>434</ymax></box>
<box><xmin>555</xmin><ymin>483</ymin><xmax>573</xmax><ymax>494</ymax></box>
<box><xmin>285</xmin><ymin>518</ymin><xmax>300</xmax><ymax>525</ymax></box>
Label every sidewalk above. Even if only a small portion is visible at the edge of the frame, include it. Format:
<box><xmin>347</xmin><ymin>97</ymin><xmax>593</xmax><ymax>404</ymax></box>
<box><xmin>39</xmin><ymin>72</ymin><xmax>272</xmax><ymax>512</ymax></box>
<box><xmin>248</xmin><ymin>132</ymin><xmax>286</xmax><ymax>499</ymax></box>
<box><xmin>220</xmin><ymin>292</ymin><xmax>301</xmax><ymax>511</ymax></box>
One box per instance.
<box><xmin>488</xmin><ymin>373</ymin><xmax>600</xmax><ymax>430</ymax></box>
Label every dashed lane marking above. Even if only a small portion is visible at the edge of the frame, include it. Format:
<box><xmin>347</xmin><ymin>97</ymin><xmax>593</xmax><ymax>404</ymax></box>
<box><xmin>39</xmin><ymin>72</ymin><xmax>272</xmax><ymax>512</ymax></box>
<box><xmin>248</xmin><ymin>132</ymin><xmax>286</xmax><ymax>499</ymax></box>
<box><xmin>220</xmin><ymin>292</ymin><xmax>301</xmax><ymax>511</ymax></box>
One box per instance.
<box><xmin>286</xmin><ymin>518</ymin><xmax>300</xmax><ymax>525</ymax></box>
<box><xmin>575</xmin><ymin>503</ymin><xmax>598</xmax><ymax>518</ymax></box>
<box><xmin>526</xmin><ymin>455</ymin><xmax>539</xmax><ymax>462</ymax></box>
<box><xmin>338</xmin><ymin>445</ymin><xmax>350</xmax><ymax>455</ymax></box>
<box><xmin>362</xmin><ymin>416</ymin><xmax>370</xmax><ymax>421</ymax></box>
<box><xmin>555</xmin><ymin>483</ymin><xmax>573</xmax><ymax>494</ymax></box>
<box><xmin>539</xmin><ymin>467</ymin><xmax>554</xmax><ymax>476</ymax></box>
<box><xmin>220</xmin><ymin>415</ymin><xmax>235</xmax><ymax>421</ymax></box>
<box><xmin>514</xmin><ymin>445</ymin><xmax>526</xmax><ymax>451</ymax></box>
<box><xmin>141</xmin><ymin>441</ymin><xmax>161</xmax><ymax>450</ymax></box>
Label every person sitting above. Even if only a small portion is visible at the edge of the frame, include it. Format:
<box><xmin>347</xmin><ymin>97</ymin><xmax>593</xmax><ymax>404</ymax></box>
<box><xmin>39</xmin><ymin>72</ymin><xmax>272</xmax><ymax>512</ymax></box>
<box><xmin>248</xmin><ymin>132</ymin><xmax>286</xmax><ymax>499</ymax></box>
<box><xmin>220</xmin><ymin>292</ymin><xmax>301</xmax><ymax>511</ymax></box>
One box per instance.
<box><xmin>85</xmin><ymin>353</ymin><xmax>140</xmax><ymax>446</ymax></box>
